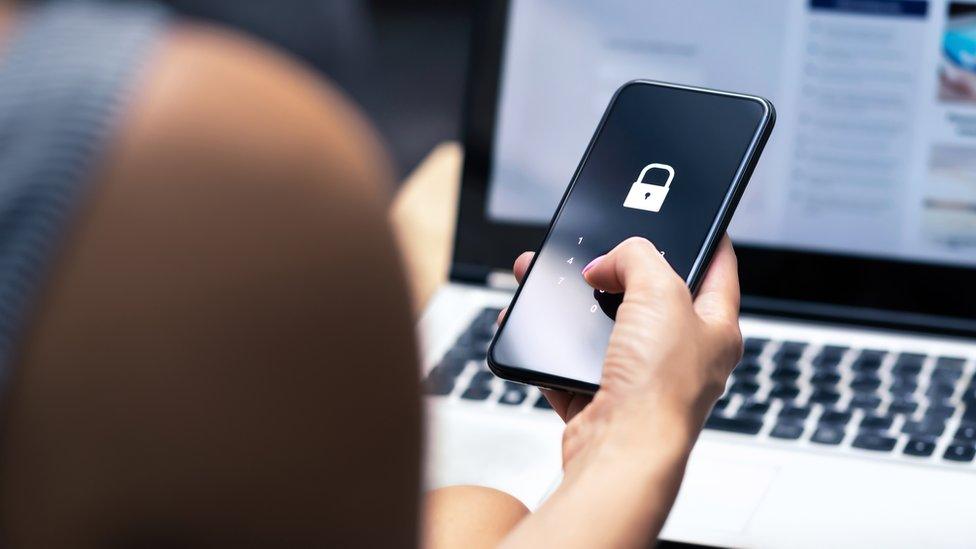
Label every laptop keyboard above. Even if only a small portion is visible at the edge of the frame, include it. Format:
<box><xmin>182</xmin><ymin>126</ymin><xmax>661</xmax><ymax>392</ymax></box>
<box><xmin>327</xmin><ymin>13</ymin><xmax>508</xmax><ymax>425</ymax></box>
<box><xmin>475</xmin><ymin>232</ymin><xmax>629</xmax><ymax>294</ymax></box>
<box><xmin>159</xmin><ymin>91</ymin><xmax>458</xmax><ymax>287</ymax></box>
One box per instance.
<box><xmin>424</xmin><ymin>307</ymin><xmax>976</xmax><ymax>465</ymax></box>
<box><xmin>712</xmin><ymin>337</ymin><xmax>976</xmax><ymax>462</ymax></box>
<box><xmin>424</xmin><ymin>307</ymin><xmax>552</xmax><ymax>411</ymax></box>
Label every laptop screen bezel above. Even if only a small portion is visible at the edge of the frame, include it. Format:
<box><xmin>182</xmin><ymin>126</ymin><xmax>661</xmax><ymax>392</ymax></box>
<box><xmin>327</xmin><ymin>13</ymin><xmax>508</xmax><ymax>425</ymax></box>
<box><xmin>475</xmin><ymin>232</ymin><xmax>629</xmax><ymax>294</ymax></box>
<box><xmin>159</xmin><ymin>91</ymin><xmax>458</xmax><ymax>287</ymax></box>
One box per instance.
<box><xmin>453</xmin><ymin>0</ymin><xmax>976</xmax><ymax>337</ymax></box>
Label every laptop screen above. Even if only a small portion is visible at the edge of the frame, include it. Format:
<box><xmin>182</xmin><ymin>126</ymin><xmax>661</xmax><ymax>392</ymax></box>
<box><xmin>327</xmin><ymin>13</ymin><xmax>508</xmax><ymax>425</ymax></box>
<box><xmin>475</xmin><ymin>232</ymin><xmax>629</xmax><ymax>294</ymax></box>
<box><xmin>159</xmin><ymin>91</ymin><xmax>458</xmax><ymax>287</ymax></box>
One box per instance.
<box><xmin>486</xmin><ymin>0</ymin><xmax>976</xmax><ymax>269</ymax></box>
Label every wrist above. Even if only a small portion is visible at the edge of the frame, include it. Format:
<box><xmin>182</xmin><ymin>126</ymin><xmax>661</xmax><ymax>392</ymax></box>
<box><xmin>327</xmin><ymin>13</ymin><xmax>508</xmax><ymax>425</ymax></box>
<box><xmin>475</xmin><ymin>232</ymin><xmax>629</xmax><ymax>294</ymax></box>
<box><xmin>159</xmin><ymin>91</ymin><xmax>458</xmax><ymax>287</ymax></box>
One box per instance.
<box><xmin>567</xmin><ymin>399</ymin><xmax>697</xmax><ymax>482</ymax></box>
<box><xmin>606</xmin><ymin>405</ymin><xmax>697</xmax><ymax>460</ymax></box>
<box><xmin>552</xmin><ymin>411</ymin><xmax>694</xmax><ymax>546</ymax></box>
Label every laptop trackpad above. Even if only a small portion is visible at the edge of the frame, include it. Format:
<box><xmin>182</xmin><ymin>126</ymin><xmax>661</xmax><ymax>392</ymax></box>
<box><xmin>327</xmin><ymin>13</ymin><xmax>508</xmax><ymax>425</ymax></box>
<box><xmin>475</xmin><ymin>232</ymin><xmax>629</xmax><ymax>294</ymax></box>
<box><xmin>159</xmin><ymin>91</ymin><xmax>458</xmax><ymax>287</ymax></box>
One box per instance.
<box><xmin>663</xmin><ymin>456</ymin><xmax>777</xmax><ymax>537</ymax></box>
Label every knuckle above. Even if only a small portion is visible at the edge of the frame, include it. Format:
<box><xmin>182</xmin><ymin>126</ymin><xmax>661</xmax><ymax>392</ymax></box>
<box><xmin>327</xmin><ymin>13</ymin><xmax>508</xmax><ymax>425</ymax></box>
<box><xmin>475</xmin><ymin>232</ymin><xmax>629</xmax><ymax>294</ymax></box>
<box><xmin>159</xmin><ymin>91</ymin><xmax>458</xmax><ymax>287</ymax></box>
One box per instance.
<box><xmin>656</xmin><ymin>273</ymin><xmax>691</xmax><ymax>306</ymax></box>
<box><xmin>729</xmin><ymin>328</ymin><xmax>744</xmax><ymax>361</ymax></box>
<box><xmin>563</xmin><ymin>419</ymin><xmax>582</xmax><ymax>444</ymax></box>
<box><xmin>705</xmin><ymin>376</ymin><xmax>728</xmax><ymax>403</ymax></box>
<box><xmin>665</xmin><ymin>271</ymin><xmax>690</xmax><ymax>295</ymax></box>
<box><xmin>619</xmin><ymin>236</ymin><xmax>656</xmax><ymax>257</ymax></box>
<box><xmin>724</xmin><ymin>321</ymin><xmax>744</xmax><ymax>353</ymax></box>
<box><xmin>716</xmin><ymin>322</ymin><xmax>744</xmax><ymax>368</ymax></box>
<box><xmin>628</xmin><ymin>271</ymin><xmax>685</xmax><ymax>304</ymax></box>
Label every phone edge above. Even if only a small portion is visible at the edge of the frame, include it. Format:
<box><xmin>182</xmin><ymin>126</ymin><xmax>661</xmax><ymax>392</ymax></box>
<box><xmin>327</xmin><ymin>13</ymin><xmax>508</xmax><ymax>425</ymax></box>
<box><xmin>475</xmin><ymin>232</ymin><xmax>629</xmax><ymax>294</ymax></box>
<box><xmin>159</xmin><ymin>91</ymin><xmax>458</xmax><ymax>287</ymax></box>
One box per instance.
<box><xmin>487</xmin><ymin>80</ymin><xmax>776</xmax><ymax>395</ymax></box>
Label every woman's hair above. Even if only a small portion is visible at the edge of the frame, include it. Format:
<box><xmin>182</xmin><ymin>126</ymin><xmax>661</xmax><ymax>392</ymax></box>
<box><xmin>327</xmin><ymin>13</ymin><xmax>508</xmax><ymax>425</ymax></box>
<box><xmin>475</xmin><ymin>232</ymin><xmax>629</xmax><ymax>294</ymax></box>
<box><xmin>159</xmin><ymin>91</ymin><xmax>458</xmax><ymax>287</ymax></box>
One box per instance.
<box><xmin>1</xmin><ymin>19</ymin><xmax>422</xmax><ymax>547</ymax></box>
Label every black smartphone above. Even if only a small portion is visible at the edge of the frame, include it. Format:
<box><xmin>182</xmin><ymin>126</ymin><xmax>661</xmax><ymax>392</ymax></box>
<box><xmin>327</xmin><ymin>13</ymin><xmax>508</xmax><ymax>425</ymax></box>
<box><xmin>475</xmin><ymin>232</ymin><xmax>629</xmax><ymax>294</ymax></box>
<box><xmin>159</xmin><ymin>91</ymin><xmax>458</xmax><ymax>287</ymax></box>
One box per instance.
<box><xmin>487</xmin><ymin>80</ymin><xmax>775</xmax><ymax>394</ymax></box>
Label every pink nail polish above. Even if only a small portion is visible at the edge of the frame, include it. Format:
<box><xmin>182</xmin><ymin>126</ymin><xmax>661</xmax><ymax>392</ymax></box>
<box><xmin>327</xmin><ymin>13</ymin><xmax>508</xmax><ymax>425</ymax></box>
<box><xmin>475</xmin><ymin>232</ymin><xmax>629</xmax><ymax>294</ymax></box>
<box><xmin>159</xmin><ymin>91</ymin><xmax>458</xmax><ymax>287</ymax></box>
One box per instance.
<box><xmin>582</xmin><ymin>255</ymin><xmax>603</xmax><ymax>275</ymax></box>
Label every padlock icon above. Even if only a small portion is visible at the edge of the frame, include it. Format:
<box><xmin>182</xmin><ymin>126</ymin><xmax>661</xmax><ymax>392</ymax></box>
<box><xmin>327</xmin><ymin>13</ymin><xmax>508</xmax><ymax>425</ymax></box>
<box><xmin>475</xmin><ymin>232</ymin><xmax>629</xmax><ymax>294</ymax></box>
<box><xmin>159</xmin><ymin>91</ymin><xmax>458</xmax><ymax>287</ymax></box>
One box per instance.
<box><xmin>623</xmin><ymin>163</ymin><xmax>675</xmax><ymax>213</ymax></box>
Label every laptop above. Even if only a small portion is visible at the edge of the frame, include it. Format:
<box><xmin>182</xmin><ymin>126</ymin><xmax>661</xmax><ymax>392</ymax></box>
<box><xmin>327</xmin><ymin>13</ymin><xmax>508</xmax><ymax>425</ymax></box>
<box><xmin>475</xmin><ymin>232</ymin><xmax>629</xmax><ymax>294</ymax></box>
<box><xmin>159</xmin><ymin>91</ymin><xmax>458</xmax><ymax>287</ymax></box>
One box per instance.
<box><xmin>420</xmin><ymin>1</ymin><xmax>976</xmax><ymax>546</ymax></box>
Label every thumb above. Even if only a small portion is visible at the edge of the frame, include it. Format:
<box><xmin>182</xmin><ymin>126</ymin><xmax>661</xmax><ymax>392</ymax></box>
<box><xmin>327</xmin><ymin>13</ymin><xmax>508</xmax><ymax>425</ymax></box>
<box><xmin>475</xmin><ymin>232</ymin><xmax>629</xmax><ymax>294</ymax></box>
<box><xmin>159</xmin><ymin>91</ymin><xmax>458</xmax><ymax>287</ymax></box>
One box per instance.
<box><xmin>582</xmin><ymin>237</ymin><xmax>685</xmax><ymax>303</ymax></box>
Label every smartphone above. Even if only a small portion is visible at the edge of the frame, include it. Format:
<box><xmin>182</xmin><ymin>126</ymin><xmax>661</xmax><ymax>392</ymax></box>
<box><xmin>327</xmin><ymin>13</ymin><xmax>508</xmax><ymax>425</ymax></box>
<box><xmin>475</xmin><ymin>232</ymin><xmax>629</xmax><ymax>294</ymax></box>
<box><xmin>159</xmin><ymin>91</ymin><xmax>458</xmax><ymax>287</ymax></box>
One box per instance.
<box><xmin>487</xmin><ymin>80</ymin><xmax>775</xmax><ymax>394</ymax></box>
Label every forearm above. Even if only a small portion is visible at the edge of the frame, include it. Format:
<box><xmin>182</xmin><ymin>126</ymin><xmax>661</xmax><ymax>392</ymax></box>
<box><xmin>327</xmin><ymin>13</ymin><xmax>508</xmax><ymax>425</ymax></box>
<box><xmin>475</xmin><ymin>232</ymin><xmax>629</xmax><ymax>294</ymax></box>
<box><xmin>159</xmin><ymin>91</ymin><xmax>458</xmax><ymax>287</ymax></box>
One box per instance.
<box><xmin>500</xmin><ymin>415</ymin><xmax>695</xmax><ymax>548</ymax></box>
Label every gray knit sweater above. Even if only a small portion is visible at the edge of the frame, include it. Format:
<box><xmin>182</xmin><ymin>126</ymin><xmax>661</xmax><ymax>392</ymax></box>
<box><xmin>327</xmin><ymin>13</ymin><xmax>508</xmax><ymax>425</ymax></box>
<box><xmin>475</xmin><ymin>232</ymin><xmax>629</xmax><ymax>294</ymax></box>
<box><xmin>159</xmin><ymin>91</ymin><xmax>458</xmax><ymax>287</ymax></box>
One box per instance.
<box><xmin>0</xmin><ymin>1</ymin><xmax>168</xmax><ymax>381</ymax></box>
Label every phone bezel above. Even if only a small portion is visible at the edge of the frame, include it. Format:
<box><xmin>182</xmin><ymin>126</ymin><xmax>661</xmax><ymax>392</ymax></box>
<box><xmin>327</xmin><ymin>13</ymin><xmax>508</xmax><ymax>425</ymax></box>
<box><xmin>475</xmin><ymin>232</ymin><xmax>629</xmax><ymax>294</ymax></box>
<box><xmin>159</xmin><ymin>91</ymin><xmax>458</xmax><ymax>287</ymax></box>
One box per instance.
<box><xmin>486</xmin><ymin>80</ymin><xmax>775</xmax><ymax>394</ymax></box>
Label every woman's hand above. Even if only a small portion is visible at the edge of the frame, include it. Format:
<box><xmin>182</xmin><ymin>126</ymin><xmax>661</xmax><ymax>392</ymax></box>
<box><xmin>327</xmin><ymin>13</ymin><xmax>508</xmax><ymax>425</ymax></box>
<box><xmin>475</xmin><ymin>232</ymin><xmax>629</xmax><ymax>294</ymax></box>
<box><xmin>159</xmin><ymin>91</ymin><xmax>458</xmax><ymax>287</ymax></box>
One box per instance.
<box><xmin>504</xmin><ymin>236</ymin><xmax>741</xmax><ymax>437</ymax></box>
<box><xmin>498</xmin><ymin>236</ymin><xmax>742</xmax><ymax>548</ymax></box>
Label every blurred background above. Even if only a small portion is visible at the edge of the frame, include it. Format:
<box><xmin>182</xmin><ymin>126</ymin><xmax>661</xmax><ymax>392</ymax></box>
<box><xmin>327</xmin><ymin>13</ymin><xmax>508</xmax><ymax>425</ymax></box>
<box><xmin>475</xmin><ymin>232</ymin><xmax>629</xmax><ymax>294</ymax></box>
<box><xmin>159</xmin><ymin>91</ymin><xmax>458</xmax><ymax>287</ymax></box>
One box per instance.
<box><xmin>156</xmin><ymin>0</ymin><xmax>474</xmax><ymax>178</ymax></box>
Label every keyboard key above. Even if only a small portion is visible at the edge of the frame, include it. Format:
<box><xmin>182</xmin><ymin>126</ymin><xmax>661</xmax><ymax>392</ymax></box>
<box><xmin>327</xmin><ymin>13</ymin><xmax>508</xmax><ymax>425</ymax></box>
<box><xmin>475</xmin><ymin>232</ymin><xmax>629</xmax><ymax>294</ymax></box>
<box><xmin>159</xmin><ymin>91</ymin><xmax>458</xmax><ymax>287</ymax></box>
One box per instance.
<box><xmin>424</xmin><ymin>366</ymin><xmax>459</xmax><ymax>396</ymax></box>
<box><xmin>733</xmin><ymin>359</ymin><xmax>762</xmax><ymax>378</ymax></box>
<box><xmin>779</xmin><ymin>405</ymin><xmax>811</xmax><ymax>420</ymax></box>
<box><xmin>820</xmin><ymin>410</ymin><xmax>852</xmax><ymax>425</ymax></box>
<box><xmin>770</xmin><ymin>422</ymin><xmax>804</xmax><ymax>440</ymax></box>
<box><xmin>713</xmin><ymin>396</ymin><xmax>731</xmax><ymax>411</ymax></box>
<box><xmin>893</xmin><ymin>353</ymin><xmax>925</xmax><ymax>377</ymax></box>
<box><xmin>931</xmin><ymin>371</ymin><xmax>963</xmax><ymax>386</ymax></box>
<box><xmin>811</xmin><ymin>425</ymin><xmax>845</xmax><ymax>445</ymax></box>
<box><xmin>704</xmin><ymin>415</ymin><xmax>763</xmax><ymax>435</ymax></box>
<box><xmin>852</xmin><ymin>349</ymin><xmax>886</xmax><ymax>372</ymax></box>
<box><xmin>892</xmin><ymin>371</ymin><xmax>920</xmax><ymax>383</ymax></box>
<box><xmin>812</xmin><ymin>360</ymin><xmax>840</xmax><ymax>373</ymax></box>
<box><xmin>821</xmin><ymin>344</ymin><xmax>850</xmax><ymax>355</ymax></box>
<box><xmin>533</xmin><ymin>395</ymin><xmax>553</xmax><ymax>410</ymax></box>
<box><xmin>729</xmin><ymin>380</ymin><xmax>760</xmax><ymax>396</ymax></box>
<box><xmin>438</xmin><ymin>355</ymin><xmax>469</xmax><ymax>376</ymax></box>
<box><xmin>770</xmin><ymin>384</ymin><xmax>800</xmax><ymax>400</ymax></box>
<box><xmin>461</xmin><ymin>371</ymin><xmax>495</xmax><ymax>400</ymax></box>
<box><xmin>813</xmin><ymin>345</ymin><xmax>848</xmax><ymax>368</ymax></box>
<box><xmin>770</xmin><ymin>366</ymin><xmax>801</xmax><ymax>383</ymax></box>
<box><xmin>955</xmin><ymin>424</ymin><xmax>976</xmax><ymax>442</ymax></box>
<box><xmin>474</xmin><ymin>307</ymin><xmax>503</xmax><ymax>328</ymax></box>
<box><xmin>449</xmin><ymin>343</ymin><xmax>489</xmax><ymax>361</ymax></box>
<box><xmin>743</xmin><ymin>337</ymin><xmax>769</xmax><ymax>357</ymax></box>
<box><xmin>961</xmin><ymin>385</ymin><xmax>976</xmax><ymax>405</ymax></box>
<box><xmin>442</xmin><ymin>346</ymin><xmax>475</xmax><ymax>364</ymax></box>
<box><xmin>471</xmin><ymin>310</ymin><xmax>497</xmax><ymax>330</ymax></box>
<box><xmin>850</xmin><ymin>374</ymin><xmax>881</xmax><ymax>393</ymax></box>
<box><xmin>932</xmin><ymin>358</ymin><xmax>965</xmax><ymax>382</ymax></box>
<box><xmin>926</xmin><ymin>383</ymin><xmax>956</xmax><ymax>400</ymax></box>
<box><xmin>889</xmin><ymin>398</ymin><xmax>919</xmax><ymax>415</ymax></box>
<box><xmin>740</xmin><ymin>401</ymin><xmax>770</xmax><ymax>417</ymax></box>
<box><xmin>460</xmin><ymin>323</ymin><xmax>494</xmax><ymax>343</ymax></box>
<box><xmin>895</xmin><ymin>352</ymin><xmax>926</xmax><ymax>368</ymax></box>
<box><xmin>936</xmin><ymin>356</ymin><xmax>966</xmax><ymax>369</ymax></box>
<box><xmin>811</xmin><ymin>371</ymin><xmax>841</xmax><ymax>387</ymax></box>
<box><xmin>904</xmin><ymin>438</ymin><xmax>936</xmax><ymax>457</ymax></box>
<box><xmin>462</xmin><ymin>372</ymin><xmax>495</xmax><ymax>400</ymax></box>
<box><xmin>925</xmin><ymin>403</ymin><xmax>956</xmax><ymax>419</ymax></box>
<box><xmin>903</xmin><ymin>419</ymin><xmax>946</xmax><ymax>437</ymax></box>
<box><xmin>498</xmin><ymin>383</ymin><xmax>527</xmax><ymax>406</ymax></box>
<box><xmin>461</xmin><ymin>385</ymin><xmax>493</xmax><ymax>400</ymax></box>
<box><xmin>860</xmin><ymin>414</ymin><xmax>893</xmax><ymax>431</ymax></box>
<box><xmin>772</xmin><ymin>356</ymin><xmax>800</xmax><ymax>369</ymax></box>
<box><xmin>963</xmin><ymin>405</ymin><xmax>976</xmax><ymax>424</ymax></box>
<box><xmin>775</xmin><ymin>341</ymin><xmax>807</xmax><ymax>362</ymax></box>
<box><xmin>468</xmin><ymin>371</ymin><xmax>494</xmax><ymax>388</ymax></box>
<box><xmin>889</xmin><ymin>379</ymin><xmax>918</xmax><ymax>396</ymax></box>
<box><xmin>849</xmin><ymin>394</ymin><xmax>881</xmax><ymax>410</ymax></box>
<box><xmin>810</xmin><ymin>389</ymin><xmax>841</xmax><ymax>405</ymax></box>
<box><xmin>852</xmin><ymin>433</ymin><xmax>897</xmax><ymax>452</ymax></box>
<box><xmin>944</xmin><ymin>443</ymin><xmax>976</xmax><ymax>463</ymax></box>
<box><xmin>465</xmin><ymin>323</ymin><xmax>496</xmax><ymax>342</ymax></box>
<box><xmin>479</xmin><ymin>306</ymin><xmax>503</xmax><ymax>319</ymax></box>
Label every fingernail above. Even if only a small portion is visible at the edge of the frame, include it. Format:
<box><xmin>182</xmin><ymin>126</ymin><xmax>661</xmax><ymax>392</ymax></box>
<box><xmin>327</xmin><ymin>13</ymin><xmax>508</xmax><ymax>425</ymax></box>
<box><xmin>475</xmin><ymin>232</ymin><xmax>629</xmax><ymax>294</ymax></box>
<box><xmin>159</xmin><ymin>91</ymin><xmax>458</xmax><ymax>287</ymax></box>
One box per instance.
<box><xmin>582</xmin><ymin>255</ymin><xmax>604</xmax><ymax>275</ymax></box>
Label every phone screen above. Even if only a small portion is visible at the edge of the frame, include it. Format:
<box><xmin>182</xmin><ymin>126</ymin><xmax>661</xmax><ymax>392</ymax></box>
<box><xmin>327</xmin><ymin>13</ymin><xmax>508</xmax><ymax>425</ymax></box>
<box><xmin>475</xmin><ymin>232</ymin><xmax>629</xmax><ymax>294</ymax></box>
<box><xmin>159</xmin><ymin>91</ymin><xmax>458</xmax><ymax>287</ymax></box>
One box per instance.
<box><xmin>490</xmin><ymin>82</ymin><xmax>772</xmax><ymax>389</ymax></box>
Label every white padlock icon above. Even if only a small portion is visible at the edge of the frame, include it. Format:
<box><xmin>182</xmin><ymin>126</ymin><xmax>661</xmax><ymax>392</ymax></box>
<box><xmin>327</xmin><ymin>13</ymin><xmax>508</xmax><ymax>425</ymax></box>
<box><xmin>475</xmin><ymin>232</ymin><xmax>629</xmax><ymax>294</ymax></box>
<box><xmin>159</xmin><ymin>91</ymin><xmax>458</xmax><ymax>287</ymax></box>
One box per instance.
<box><xmin>623</xmin><ymin>163</ymin><xmax>675</xmax><ymax>213</ymax></box>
